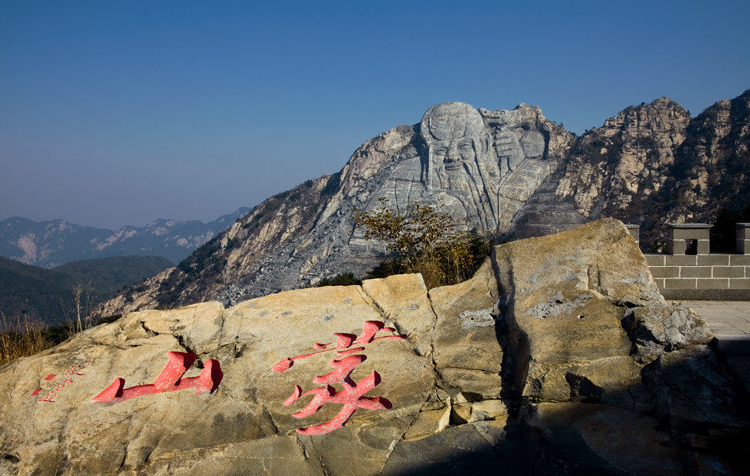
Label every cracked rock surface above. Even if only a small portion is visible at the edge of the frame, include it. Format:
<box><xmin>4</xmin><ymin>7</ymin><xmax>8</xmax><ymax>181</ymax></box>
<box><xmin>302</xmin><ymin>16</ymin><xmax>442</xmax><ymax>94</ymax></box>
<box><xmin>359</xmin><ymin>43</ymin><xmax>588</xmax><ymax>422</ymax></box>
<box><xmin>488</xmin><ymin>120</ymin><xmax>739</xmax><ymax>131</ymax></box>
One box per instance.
<box><xmin>1</xmin><ymin>219</ymin><xmax>748</xmax><ymax>475</ymax></box>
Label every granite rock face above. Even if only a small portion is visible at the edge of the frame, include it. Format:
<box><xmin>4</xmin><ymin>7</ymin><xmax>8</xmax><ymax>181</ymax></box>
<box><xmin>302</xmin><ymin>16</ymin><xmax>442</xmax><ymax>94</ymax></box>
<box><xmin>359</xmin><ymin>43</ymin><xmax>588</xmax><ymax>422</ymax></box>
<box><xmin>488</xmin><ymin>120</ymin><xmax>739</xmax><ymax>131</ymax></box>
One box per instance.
<box><xmin>3</xmin><ymin>220</ymin><xmax>748</xmax><ymax>475</ymax></box>
<box><xmin>513</xmin><ymin>89</ymin><xmax>750</xmax><ymax>245</ymax></box>
<box><xmin>508</xmin><ymin>97</ymin><xmax>693</xmax><ymax>239</ymax></box>
<box><xmin>1</xmin><ymin>273</ymin><xmax>504</xmax><ymax>476</ymax></box>
<box><xmin>359</xmin><ymin>102</ymin><xmax>568</xmax><ymax>236</ymax></box>
<box><xmin>494</xmin><ymin>220</ymin><xmax>717</xmax><ymax>410</ymax></box>
<box><xmin>555</xmin><ymin>98</ymin><xmax>691</xmax><ymax>220</ymax></box>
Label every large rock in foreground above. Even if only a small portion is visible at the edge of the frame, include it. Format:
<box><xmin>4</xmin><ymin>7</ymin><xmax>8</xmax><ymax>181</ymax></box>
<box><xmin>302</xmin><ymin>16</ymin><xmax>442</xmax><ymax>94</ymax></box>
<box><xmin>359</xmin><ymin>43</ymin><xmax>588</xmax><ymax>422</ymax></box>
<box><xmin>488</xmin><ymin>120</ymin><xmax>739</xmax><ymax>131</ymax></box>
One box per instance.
<box><xmin>1</xmin><ymin>219</ymin><xmax>748</xmax><ymax>475</ymax></box>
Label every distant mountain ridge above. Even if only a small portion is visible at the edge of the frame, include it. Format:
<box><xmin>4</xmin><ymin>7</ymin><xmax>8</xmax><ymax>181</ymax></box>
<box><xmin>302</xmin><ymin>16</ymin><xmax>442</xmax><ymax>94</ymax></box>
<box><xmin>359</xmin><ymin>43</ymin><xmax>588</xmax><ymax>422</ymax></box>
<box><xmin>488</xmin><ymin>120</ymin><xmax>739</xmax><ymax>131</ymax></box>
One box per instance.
<box><xmin>0</xmin><ymin>207</ymin><xmax>251</xmax><ymax>268</ymax></box>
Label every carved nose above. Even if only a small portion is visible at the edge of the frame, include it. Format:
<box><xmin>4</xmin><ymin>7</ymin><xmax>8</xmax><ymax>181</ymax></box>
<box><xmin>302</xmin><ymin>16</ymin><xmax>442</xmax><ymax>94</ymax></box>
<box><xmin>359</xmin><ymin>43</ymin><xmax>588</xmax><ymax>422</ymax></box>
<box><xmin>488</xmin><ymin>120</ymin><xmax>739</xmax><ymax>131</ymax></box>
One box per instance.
<box><xmin>445</xmin><ymin>148</ymin><xmax>457</xmax><ymax>162</ymax></box>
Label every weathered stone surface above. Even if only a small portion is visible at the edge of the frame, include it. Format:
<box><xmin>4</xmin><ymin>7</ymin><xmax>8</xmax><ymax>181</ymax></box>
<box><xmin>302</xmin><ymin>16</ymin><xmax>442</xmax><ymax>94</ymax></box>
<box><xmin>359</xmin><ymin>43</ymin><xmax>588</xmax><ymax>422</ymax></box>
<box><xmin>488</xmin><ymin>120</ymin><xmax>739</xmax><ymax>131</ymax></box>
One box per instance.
<box><xmin>0</xmin><ymin>273</ymin><xmax>510</xmax><ymax>475</ymax></box>
<box><xmin>3</xmin><ymin>220</ymin><xmax>748</xmax><ymax>475</ymax></box>
<box><xmin>621</xmin><ymin>304</ymin><xmax>713</xmax><ymax>357</ymax></box>
<box><xmin>380</xmin><ymin>419</ymin><xmax>513</xmax><ymax>476</ymax></box>
<box><xmin>642</xmin><ymin>346</ymin><xmax>746</xmax><ymax>429</ymax></box>
<box><xmin>494</xmin><ymin>219</ymin><xmax>664</xmax><ymax>402</ymax></box>
<box><xmin>429</xmin><ymin>260</ymin><xmax>503</xmax><ymax>399</ymax></box>
<box><xmin>361</xmin><ymin>274</ymin><xmax>435</xmax><ymax>356</ymax></box>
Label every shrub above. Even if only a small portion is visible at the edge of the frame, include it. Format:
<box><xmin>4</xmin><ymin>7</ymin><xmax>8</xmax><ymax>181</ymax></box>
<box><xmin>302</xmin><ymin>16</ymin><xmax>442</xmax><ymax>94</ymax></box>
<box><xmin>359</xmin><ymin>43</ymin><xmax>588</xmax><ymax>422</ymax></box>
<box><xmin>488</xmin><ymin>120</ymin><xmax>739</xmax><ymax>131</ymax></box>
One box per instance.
<box><xmin>353</xmin><ymin>199</ymin><xmax>489</xmax><ymax>288</ymax></box>
<box><xmin>316</xmin><ymin>273</ymin><xmax>362</xmax><ymax>287</ymax></box>
<box><xmin>1</xmin><ymin>306</ymin><xmax>121</xmax><ymax>366</ymax></box>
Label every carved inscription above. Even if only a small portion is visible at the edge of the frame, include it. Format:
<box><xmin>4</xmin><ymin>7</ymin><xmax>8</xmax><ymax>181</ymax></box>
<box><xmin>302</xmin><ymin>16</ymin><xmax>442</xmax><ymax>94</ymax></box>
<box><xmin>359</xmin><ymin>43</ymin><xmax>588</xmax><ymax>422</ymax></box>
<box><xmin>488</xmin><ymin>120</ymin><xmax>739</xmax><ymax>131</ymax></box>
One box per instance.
<box><xmin>272</xmin><ymin>320</ymin><xmax>405</xmax><ymax>435</ymax></box>
<box><xmin>92</xmin><ymin>351</ymin><xmax>222</xmax><ymax>403</ymax></box>
<box><xmin>31</xmin><ymin>362</ymin><xmax>91</xmax><ymax>402</ymax></box>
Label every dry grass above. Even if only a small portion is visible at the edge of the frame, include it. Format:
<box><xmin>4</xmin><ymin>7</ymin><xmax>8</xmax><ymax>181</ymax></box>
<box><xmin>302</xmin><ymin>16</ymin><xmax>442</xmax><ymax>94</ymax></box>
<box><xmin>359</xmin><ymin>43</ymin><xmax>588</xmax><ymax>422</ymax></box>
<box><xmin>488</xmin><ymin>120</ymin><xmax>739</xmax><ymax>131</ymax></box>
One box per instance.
<box><xmin>0</xmin><ymin>306</ymin><xmax>104</xmax><ymax>366</ymax></box>
<box><xmin>0</xmin><ymin>312</ymin><xmax>53</xmax><ymax>366</ymax></box>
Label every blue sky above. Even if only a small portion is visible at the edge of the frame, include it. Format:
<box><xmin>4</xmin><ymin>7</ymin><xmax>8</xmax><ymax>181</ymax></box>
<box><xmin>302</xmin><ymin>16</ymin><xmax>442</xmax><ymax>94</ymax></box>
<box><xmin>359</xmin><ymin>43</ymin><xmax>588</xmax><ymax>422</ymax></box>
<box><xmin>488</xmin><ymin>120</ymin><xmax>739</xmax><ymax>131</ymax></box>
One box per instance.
<box><xmin>1</xmin><ymin>0</ymin><xmax>749</xmax><ymax>229</ymax></box>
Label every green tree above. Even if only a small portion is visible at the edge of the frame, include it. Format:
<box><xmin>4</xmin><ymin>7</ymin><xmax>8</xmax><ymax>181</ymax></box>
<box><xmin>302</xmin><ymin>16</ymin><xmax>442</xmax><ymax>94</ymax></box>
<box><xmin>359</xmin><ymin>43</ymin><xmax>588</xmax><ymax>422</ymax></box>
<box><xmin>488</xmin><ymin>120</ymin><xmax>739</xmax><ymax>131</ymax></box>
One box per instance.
<box><xmin>353</xmin><ymin>199</ymin><xmax>488</xmax><ymax>288</ymax></box>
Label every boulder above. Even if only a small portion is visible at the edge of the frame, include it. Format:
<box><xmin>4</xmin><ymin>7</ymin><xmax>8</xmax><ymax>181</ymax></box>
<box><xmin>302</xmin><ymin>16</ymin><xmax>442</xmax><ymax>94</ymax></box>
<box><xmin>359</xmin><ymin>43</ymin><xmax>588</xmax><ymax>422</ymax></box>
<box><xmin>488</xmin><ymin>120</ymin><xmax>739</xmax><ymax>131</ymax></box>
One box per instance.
<box><xmin>493</xmin><ymin>218</ymin><xmax>714</xmax><ymax>406</ymax></box>
<box><xmin>0</xmin><ymin>272</ymin><xmax>508</xmax><ymax>475</ymax></box>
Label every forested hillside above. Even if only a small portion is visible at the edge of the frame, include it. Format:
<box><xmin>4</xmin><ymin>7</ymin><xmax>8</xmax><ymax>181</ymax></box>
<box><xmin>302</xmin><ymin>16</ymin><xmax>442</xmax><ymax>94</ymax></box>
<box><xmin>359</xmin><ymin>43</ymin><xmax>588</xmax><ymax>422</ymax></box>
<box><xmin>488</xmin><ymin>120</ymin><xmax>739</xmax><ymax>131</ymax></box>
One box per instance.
<box><xmin>0</xmin><ymin>255</ymin><xmax>172</xmax><ymax>327</ymax></box>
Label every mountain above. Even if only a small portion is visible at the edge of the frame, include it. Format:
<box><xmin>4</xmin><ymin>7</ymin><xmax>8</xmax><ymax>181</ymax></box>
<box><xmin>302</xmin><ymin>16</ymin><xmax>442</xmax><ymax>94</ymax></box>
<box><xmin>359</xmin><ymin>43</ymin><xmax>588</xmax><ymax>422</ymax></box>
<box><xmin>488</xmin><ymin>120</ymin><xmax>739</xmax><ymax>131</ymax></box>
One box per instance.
<box><xmin>0</xmin><ymin>255</ymin><xmax>173</xmax><ymax>327</ymax></box>
<box><xmin>517</xmin><ymin>90</ymin><xmax>750</xmax><ymax>246</ymax></box>
<box><xmin>97</xmin><ymin>90</ymin><xmax>750</xmax><ymax>318</ymax></box>
<box><xmin>0</xmin><ymin>207</ymin><xmax>251</xmax><ymax>268</ymax></box>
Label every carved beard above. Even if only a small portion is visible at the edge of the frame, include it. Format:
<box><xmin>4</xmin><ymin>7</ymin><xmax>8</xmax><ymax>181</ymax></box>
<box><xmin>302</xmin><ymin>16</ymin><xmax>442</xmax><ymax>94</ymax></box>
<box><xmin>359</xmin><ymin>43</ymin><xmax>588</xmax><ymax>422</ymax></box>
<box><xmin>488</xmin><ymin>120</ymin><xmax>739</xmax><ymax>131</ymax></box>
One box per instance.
<box><xmin>438</xmin><ymin>146</ymin><xmax>476</xmax><ymax>192</ymax></box>
<box><xmin>421</xmin><ymin>136</ymin><xmax>501</xmax><ymax>233</ymax></box>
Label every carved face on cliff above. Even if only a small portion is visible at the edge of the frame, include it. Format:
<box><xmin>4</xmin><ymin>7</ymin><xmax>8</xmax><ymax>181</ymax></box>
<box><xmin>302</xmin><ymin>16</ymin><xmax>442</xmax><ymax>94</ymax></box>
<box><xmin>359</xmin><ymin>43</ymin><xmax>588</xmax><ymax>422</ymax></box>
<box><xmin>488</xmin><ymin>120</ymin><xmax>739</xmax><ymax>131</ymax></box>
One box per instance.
<box><xmin>418</xmin><ymin>103</ymin><xmax>501</xmax><ymax>230</ymax></box>
<box><xmin>420</xmin><ymin>102</ymin><xmax>495</xmax><ymax>189</ymax></box>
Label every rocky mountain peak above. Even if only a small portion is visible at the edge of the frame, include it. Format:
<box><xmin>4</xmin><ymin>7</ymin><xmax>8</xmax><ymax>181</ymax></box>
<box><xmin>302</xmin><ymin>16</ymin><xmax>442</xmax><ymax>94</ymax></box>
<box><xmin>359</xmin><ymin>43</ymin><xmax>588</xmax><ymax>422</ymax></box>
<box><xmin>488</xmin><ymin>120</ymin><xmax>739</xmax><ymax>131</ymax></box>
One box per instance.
<box><xmin>96</xmin><ymin>90</ymin><xmax>750</xmax><ymax>317</ymax></box>
<box><xmin>552</xmin><ymin>97</ymin><xmax>693</xmax><ymax>224</ymax></box>
<box><xmin>601</xmin><ymin>96</ymin><xmax>690</xmax><ymax>135</ymax></box>
<box><xmin>656</xmin><ymin>88</ymin><xmax>750</xmax><ymax>227</ymax></box>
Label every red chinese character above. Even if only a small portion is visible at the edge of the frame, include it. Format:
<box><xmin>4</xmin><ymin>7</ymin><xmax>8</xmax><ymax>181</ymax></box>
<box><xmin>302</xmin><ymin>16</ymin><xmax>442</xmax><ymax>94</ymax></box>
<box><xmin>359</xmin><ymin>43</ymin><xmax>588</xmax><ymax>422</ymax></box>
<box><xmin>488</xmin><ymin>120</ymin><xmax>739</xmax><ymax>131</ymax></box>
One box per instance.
<box><xmin>272</xmin><ymin>320</ymin><xmax>405</xmax><ymax>435</ymax></box>
<box><xmin>92</xmin><ymin>351</ymin><xmax>222</xmax><ymax>403</ymax></box>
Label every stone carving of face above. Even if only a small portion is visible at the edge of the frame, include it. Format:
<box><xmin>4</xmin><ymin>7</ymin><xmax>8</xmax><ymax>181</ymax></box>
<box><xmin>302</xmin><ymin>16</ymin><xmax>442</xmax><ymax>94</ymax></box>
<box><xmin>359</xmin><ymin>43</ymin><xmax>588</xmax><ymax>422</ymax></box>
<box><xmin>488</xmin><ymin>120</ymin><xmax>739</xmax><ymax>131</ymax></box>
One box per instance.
<box><xmin>418</xmin><ymin>102</ymin><xmax>501</xmax><ymax>231</ymax></box>
<box><xmin>419</xmin><ymin>102</ymin><xmax>495</xmax><ymax>190</ymax></box>
<box><xmin>430</xmin><ymin>137</ymin><xmax>476</xmax><ymax>171</ymax></box>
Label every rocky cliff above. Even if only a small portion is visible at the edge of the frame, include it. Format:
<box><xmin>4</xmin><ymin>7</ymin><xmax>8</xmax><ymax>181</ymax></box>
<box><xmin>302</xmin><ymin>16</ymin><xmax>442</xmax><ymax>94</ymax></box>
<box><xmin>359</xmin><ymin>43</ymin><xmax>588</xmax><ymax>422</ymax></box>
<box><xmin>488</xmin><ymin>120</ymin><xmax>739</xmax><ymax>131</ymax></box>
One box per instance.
<box><xmin>2</xmin><ymin>220</ymin><xmax>747</xmax><ymax>475</ymax></box>
<box><xmin>98</xmin><ymin>90</ymin><xmax>750</xmax><ymax>316</ymax></box>
<box><xmin>513</xmin><ymin>97</ymin><xmax>691</xmax><ymax>239</ymax></box>
<box><xmin>515</xmin><ymin>90</ymin><xmax>750</xmax><ymax>245</ymax></box>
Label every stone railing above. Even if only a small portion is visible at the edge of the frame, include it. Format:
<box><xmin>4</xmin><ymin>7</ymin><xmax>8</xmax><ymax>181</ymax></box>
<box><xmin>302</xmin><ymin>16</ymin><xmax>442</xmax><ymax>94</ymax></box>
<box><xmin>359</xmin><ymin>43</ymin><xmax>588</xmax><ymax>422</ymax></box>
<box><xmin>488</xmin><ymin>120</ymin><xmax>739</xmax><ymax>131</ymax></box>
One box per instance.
<box><xmin>629</xmin><ymin>223</ymin><xmax>750</xmax><ymax>300</ymax></box>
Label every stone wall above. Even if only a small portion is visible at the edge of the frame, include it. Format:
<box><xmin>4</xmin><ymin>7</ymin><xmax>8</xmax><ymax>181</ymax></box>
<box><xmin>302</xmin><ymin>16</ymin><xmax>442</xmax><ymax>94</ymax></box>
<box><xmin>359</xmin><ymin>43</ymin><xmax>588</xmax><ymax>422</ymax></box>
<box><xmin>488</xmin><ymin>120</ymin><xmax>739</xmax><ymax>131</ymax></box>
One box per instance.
<box><xmin>635</xmin><ymin>223</ymin><xmax>750</xmax><ymax>299</ymax></box>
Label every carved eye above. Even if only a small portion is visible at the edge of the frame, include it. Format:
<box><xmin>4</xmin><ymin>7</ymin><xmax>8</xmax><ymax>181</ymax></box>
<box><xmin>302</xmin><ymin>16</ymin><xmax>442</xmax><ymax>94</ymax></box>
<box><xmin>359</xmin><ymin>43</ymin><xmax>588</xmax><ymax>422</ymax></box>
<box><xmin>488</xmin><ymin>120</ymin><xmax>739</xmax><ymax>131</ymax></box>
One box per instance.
<box><xmin>433</xmin><ymin>147</ymin><xmax>447</xmax><ymax>155</ymax></box>
<box><xmin>458</xmin><ymin>143</ymin><xmax>472</xmax><ymax>151</ymax></box>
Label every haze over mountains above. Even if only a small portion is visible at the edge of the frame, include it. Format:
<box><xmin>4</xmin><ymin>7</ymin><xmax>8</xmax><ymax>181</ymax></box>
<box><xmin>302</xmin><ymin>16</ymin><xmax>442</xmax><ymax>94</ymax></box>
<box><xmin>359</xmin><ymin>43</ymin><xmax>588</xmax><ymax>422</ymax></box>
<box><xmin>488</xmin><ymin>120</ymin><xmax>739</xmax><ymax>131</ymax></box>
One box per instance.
<box><xmin>0</xmin><ymin>208</ymin><xmax>251</xmax><ymax>325</ymax></box>
<box><xmin>95</xmin><ymin>89</ymin><xmax>750</xmax><ymax>318</ymax></box>
<box><xmin>0</xmin><ymin>208</ymin><xmax>251</xmax><ymax>268</ymax></box>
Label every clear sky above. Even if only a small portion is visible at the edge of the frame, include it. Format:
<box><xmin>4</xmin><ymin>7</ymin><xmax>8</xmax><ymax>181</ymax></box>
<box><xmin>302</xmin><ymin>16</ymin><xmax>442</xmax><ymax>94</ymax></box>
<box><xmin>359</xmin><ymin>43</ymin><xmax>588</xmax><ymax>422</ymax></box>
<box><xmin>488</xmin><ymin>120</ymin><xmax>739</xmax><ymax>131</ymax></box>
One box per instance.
<box><xmin>1</xmin><ymin>0</ymin><xmax>749</xmax><ymax>229</ymax></box>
